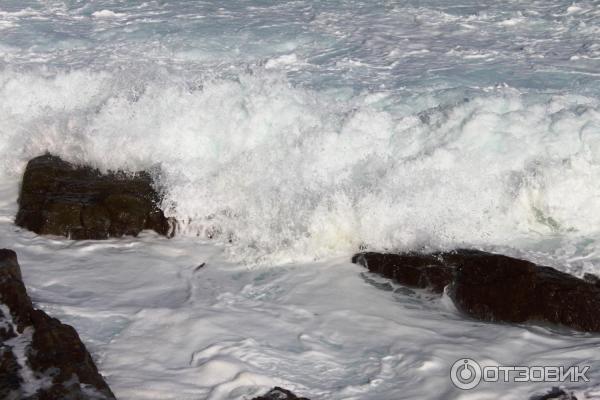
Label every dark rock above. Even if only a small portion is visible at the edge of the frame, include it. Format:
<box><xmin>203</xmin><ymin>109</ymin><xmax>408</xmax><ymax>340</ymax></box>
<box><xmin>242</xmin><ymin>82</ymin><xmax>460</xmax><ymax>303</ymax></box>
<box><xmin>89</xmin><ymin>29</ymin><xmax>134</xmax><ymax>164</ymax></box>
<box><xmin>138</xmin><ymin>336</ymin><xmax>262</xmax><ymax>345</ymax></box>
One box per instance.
<box><xmin>352</xmin><ymin>249</ymin><xmax>600</xmax><ymax>332</ymax></box>
<box><xmin>583</xmin><ymin>272</ymin><xmax>600</xmax><ymax>287</ymax></box>
<box><xmin>80</xmin><ymin>205</ymin><xmax>111</xmax><ymax>236</ymax></box>
<box><xmin>0</xmin><ymin>249</ymin><xmax>115</xmax><ymax>399</ymax></box>
<box><xmin>0</xmin><ymin>249</ymin><xmax>22</xmax><ymax>282</ymax></box>
<box><xmin>252</xmin><ymin>387</ymin><xmax>310</xmax><ymax>400</ymax></box>
<box><xmin>452</xmin><ymin>252</ymin><xmax>600</xmax><ymax>332</ymax></box>
<box><xmin>0</xmin><ymin>345</ymin><xmax>21</xmax><ymax>400</ymax></box>
<box><xmin>351</xmin><ymin>251</ymin><xmax>456</xmax><ymax>293</ymax></box>
<box><xmin>16</xmin><ymin>154</ymin><xmax>174</xmax><ymax>239</ymax></box>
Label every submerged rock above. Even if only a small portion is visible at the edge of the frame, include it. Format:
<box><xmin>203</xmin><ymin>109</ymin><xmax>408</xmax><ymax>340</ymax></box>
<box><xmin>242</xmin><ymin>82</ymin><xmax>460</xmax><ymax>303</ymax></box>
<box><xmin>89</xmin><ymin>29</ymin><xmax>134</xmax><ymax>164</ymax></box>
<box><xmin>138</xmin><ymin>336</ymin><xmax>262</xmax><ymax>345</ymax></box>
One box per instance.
<box><xmin>15</xmin><ymin>154</ymin><xmax>174</xmax><ymax>239</ymax></box>
<box><xmin>0</xmin><ymin>249</ymin><xmax>115</xmax><ymax>399</ymax></box>
<box><xmin>252</xmin><ymin>387</ymin><xmax>310</xmax><ymax>400</ymax></box>
<box><xmin>352</xmin><ymin>249</ymin><xmax>600</xmax><ymax>333</ymax></box>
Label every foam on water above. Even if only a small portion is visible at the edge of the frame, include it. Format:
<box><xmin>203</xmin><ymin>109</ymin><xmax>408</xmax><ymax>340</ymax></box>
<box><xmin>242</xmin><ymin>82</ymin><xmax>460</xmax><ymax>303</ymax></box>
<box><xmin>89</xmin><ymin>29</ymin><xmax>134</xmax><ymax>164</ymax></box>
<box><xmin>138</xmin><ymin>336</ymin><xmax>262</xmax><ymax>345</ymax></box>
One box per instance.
<box><xmin>1</xmin><ymin>0</ymin><xmax>600</xmax><ymax>263</ymax></box>
<box><xmin>1</xmin><ymin>178</ymin><xmax>599</xmax><ymax>399</ymax></box>
<box><xmin>2</xmin><ymin>1</ymin><xmax>600</xmax><ymax>398</ymax></box>
<box><xmin>2</xmin><ymin>67</ymin><xmax>600</xmax><ymax>263</ymax></box>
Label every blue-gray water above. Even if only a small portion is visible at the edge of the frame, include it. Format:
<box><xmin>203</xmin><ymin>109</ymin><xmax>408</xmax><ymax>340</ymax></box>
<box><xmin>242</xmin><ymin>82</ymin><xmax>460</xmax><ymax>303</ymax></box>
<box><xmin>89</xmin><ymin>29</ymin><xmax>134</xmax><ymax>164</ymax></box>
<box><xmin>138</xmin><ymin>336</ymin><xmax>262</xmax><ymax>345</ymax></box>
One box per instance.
<box><xmin>2</xmin><ymin>2</ymin><xmax>600</xmax><ymax>399</ymax></box>
<box><xmin>2</xmin><ymin>0</ymin><xmax>600</xmax><ymax>264</ymax></box>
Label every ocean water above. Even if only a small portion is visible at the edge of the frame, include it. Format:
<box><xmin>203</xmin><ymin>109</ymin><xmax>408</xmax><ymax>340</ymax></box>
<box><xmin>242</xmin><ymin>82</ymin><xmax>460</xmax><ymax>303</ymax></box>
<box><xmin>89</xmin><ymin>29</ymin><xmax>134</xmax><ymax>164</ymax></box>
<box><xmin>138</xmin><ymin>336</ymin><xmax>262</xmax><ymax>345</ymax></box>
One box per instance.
<box><xmin>1</xmin><ymin>0</ymin><xmax>600</xmax><ymax>399</ymax></box>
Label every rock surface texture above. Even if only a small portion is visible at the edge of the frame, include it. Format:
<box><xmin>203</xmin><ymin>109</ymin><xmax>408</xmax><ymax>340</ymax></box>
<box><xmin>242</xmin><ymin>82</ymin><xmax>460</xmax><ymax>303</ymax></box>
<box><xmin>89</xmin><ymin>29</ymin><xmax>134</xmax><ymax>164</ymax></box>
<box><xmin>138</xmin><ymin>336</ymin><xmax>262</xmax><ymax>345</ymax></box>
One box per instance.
<box><xmin>353</xmin><ymin>249</ymin><xmax>600</xmax><ymax>333</ymax></box>
<box><xmin>0</xmin><ymin>249</ymin><xmax>115</xmax><ymax>399</ymax></box>
<box><xmin>351</xmin><ymin>251</ymin><xmax>455</xmax><ymax>293</ymax></box>
<box><xmin>15</xmin><ymin>154</ymin><xmax>173</xmax><ymax>240</ymax></box>
<box><xmin>252</xmin><ymin>387</ymin><xmax>310</xmax><ymax>400</ymax></box>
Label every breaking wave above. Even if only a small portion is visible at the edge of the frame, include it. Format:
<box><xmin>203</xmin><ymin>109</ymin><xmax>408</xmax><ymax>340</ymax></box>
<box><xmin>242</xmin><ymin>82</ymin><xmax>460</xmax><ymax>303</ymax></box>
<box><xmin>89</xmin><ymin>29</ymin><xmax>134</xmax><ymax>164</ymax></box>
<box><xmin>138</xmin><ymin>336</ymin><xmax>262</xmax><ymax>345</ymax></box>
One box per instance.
<box><xmin>2</xmin><ymin>67</ymin><xmax>600</xmax><ymax>263</ymax></box>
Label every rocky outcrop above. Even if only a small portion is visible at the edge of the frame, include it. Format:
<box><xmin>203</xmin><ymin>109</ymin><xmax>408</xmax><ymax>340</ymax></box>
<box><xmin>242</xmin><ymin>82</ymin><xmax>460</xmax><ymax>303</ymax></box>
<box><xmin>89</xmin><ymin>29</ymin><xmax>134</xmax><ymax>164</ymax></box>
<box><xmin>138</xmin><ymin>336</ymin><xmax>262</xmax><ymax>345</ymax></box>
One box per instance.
<box><xmin>352</xmin><ymin>249</ymin><xmax>600</xmax><ymax>333</ymax></box>
<box><xmin>16</xmin><ymin>154</ymin><xmax>174</xmax><ymax>239</ymax></box>
<box><xmin>252</xmin><ymin>387</ymin><xmax>310</xmax><ymax>400</ymax></box>
<box><xmin>0</xmin><ymin>249</ymin><xmax>115</xmax><ymax>399</ymax></box>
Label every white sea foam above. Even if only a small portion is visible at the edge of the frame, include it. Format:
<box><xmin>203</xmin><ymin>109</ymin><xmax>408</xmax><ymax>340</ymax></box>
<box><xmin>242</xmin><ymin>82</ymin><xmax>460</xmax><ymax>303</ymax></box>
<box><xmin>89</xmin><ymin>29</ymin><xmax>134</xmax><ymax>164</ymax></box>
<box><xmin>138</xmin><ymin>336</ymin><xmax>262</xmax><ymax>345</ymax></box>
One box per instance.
<box><xmin>0</xmin><ymin>196</ymin><xmax>598</xmax><ymax>399</ymax></box>
<box><xmin>0</xmin><ymin>304</ymin><xmax>53</xmax><ymax>396</ymax></box>
<box><xmin>1</xmin><ymin>68</ymin><xmax>600</xmax><ymax>263</ymax></box>
<box><xmin>1</xmin><ymin>0</ymin><xmax>600</xmax><ymax>398</ymax></box>
<box><xmin>91</xmin><ymin>10</ymin><xmax>124</xmax><ymax>19</ymax></box>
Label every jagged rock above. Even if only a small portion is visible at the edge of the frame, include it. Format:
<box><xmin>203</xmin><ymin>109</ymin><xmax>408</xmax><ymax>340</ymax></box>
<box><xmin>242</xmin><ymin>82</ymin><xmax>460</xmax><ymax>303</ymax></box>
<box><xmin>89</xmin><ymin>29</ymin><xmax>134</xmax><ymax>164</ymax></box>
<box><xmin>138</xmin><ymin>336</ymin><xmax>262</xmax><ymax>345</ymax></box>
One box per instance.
<box><xmin>0</xmin><ymin>249</ymin><xmax>115</xmax><ymax>399</ymax></box>
<box><xmin>15</xmin><ymin>154</ymin><xmax>174</xmax><ymax>239</ymax></box>
<box><xmin>252</xmin><ymin>387</ymin><xmax>310</xmax><ymax>400</ymax></box>
<box><xmin>352</xmin><ymin>249</ymin><xmax>600</xmax><ymax>333</ymax></box>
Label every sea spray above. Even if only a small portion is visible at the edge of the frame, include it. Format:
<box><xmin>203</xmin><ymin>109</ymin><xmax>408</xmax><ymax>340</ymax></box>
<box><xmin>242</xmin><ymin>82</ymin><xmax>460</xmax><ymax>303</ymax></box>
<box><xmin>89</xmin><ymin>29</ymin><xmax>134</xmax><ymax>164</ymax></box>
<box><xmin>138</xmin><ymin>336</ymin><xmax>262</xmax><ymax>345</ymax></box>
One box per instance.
<box><xmin>2</xmin><ymin>68</ymin><xmax>600</xmax><ymax>262</ymax></box>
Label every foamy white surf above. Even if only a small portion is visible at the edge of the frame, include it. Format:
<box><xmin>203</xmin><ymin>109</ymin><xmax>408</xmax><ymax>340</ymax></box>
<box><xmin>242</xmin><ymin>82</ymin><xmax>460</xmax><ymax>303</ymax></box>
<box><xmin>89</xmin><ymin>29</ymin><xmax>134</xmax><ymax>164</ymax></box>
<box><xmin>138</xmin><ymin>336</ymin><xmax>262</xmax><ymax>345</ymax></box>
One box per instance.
<box><xmin>2</xmin><ymin>68</ymin><xmax>600</xmax><ymax>263</ymax></box>
<box><xmin>0</xmin><ymin>181</ymin><xmax>598</xmax><ymax>400</ymax></box>
<box><xmin>1</xmin><ymin>0</ymin><xmax>600</xmax><ymax>262</ymax></box>
<box><xmin>1</xmin><ymin>0</ymin><xmax>600</xmax><ymax>398</ymax></box>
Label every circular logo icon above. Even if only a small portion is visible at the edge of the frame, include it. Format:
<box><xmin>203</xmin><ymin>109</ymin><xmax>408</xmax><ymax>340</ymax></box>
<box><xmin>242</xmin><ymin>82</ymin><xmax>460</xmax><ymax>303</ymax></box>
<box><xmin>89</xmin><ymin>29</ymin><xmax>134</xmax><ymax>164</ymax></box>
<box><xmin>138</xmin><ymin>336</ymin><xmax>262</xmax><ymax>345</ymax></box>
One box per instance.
<box><xmin>450</xmin><ymin>358</ymin><xmax>482</xmax><ymax>390</ymax></box>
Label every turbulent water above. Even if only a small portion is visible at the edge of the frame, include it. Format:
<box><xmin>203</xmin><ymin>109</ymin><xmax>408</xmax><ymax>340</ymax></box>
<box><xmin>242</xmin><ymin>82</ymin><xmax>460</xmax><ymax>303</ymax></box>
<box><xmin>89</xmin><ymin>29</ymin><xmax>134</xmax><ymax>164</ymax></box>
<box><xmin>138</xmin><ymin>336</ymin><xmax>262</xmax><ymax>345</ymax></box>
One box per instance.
<box><xmin>1</xmin><ymin>1</ymin><xmax>600</xmax><ymax>399</ymax></box>
<box><xmin>2</xmin><ymin>0</ymin><xmax>600</xmax><ymax>263</ymax></box>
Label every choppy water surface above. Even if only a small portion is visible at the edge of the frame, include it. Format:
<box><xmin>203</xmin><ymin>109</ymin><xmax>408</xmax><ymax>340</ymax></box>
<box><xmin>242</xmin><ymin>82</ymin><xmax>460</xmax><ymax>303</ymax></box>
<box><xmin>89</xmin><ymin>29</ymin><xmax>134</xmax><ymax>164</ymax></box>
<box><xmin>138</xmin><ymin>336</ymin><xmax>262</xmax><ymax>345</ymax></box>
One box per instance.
<box><xmin>1</xmin><ymin>1</ymin><xmax>600</xmax><ymax>399</ymax></box>
<box><xmin>2</xmin><ymin>0</ymin><xmax>600</xmax><ymax>263</ymax></box>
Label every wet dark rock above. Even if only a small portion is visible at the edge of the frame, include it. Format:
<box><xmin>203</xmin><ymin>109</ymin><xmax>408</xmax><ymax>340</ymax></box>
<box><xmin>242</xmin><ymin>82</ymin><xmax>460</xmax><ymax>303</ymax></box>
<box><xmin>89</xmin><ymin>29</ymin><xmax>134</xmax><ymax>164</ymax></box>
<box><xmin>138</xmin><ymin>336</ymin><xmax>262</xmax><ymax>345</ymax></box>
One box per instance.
<box><xmin>0</xmin><ymin>249</ymin><xmax>115</xmax><ymax>399</ymax></box>
<box><xmin>360</xmin><ymin>272</ymin><xmax>394</xmax><ymax>292</ymax></box>
<box><xmin>352</xmin><ymin>249</ymin><xmax>600</xmax><ymax>333</ymax></box>
<box><xmin>351</xmin><ymin>251</ymin><xmax>455</xmax><ymax>293</ymax></box>
<box><xmin>16</xmin><ymin>154</ymin><xmax>174</xmax><ymax>239</ymax></box>
<box><xmin>583</xmin><ymin>272</ymin><xmax>600</xmax><ymax>287</ymax></box>
<box><xmin>252</xmin><ymin>387</ymin><xmax>310</xmax><ymax>400</ymax></box>
<box><xmin>453</xmin><ymin>251</ymin><xmax>600</xmax><ymax>332</ymax></box>
<box><xmin>0</xmin><ymin>345</ymin><xmax>21</xmax><ymax>399</ymax></box>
